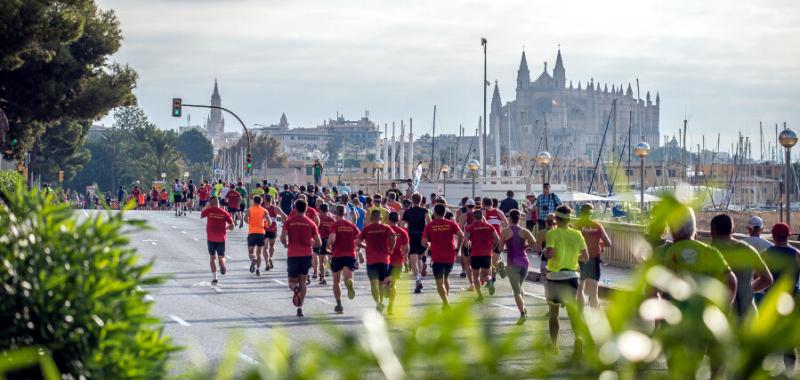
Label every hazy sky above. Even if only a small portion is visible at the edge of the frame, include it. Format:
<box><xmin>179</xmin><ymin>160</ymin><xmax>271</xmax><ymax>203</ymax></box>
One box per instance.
<box><xmin>97</xmin><ymin>0</ymin><xmax>799</xmax><ymax>153</ymax></box>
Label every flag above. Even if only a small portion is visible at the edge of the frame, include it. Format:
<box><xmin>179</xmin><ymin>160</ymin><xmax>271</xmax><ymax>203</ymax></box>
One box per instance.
<box><xmin>412</xmin><ymin>162</ymin><xmax>423</xmax><ymax>192</ymax></box>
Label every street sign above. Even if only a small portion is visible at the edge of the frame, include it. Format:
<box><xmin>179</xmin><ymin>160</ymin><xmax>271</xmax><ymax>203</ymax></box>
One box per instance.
<box><xmin>214</xmin><ymin>169</ymin><xmax>224</xmax><ymax>175</ymax></box>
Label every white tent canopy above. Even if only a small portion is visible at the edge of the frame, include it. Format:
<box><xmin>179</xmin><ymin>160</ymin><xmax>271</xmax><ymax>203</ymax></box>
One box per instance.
<box><xmin>557</xmin><ymin>191</ymin><xmax>608</xmax><ymax>202</ymax></box>
<box><xmin>604</xmin><ymin>192</ymin><xmax>661</xmax><ymax>203</ymax></box>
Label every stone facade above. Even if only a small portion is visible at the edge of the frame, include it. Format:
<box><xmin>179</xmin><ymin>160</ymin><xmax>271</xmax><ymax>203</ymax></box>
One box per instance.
<box><xmin>490</xmin><ymin>49</ymin><xmax>660</xmax><ymax>162</ymax></box>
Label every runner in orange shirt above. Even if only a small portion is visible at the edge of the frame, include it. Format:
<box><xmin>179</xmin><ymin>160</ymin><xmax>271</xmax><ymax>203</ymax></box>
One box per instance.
<box><xmin>246</xmin><ymin>195</ymin><xmax>272</xmax><ymax>277</ymax></box>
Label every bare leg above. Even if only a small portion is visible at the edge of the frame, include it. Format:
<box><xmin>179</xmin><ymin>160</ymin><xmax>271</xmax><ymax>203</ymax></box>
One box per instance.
<box><xmin>585</xmin><ymin>279</ymin><xmax>600</xmax><ymax>308</ymax></box>
<box><xmin>548</xmin><ymin>303</ymin><xmax>560</xmax><ymax>346</ymax></box>
<box><xmin>369</xmin><ymin>279</ymin><xmax>381</xmax><ymax>305</ymax></box>
<box><xmin>435</xmin><ymin>278</ymin><xmax>449</xmax><ymax>307</ymax></box>
<box><xmin>333</xmin><ymin>271</ymin><xmax>342</xmax><ymax>302</ymax></box>
<box><xmin>577</xmin><ymin>279</ymin><xmax>587</xmax><ymax>309</ymax></box>
<box><xmin>471</xmin><ymin>269</ymin><xmax>483</xmax><ymax>298</ymax></box>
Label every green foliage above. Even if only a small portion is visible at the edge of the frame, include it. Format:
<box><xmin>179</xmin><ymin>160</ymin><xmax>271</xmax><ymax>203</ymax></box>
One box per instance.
<box><xmin>0</xmin><ymin>1</ymin><xmax>137</xmax><ymax>161</ymax></box>
<box><xmin>221</xmin><ymin>134</ymin><xmax>287</xmax><ymax>170</ymax></box>
<box><xmin>0</xmin><ymin>187</ymin><xmax>176</xmax><ymax>379</ymax></box>
<box><xmin>0</xmin><ymin>169</ymin><xmax>25</xmax><ymax>195</ymax></box>
<box><xmin>28</xmin><ymin>120</ymin><xmax>92</xmax><ymax>183</ymax></box>
<box><xmin>175</xmin><ymin>129</ymin><xmax>213</xmax><ymax>165</ymax></box>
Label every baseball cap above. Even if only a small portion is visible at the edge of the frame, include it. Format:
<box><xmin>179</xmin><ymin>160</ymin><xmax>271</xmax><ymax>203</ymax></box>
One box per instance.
<box><xmin>772</xmin><ymin>222</ymin><xmax>791</xmax><ymax>237</ymax></box>
<box><xmin>580</xmin><ymin>203</ymin><xmax>594</xmax><ymax>211</ymax></box>
<box><xmin>466</xmin><ymin>199</ymin><xmax>476</xmax><ymax>207</ymax></box>
<box><xmin>526</xmin><ymin>193</ymin><xmax>537</xmax><ymax>197</ymax></box>
<box><xmin>746</xmin><ymin>216</ymin><xmax>764</xmax><ymax>229</ymax></box>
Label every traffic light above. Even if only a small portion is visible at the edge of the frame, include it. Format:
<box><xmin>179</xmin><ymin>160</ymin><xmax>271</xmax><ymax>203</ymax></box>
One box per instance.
<box><xmin>171</xmin><ymin>98</ymin><xmax>182</xmax><ymax>117</ymax></box>
<box><xmin>245</xmin><ymin>153</ymin><xmax>252</xmax><ymax>175</ymax></box>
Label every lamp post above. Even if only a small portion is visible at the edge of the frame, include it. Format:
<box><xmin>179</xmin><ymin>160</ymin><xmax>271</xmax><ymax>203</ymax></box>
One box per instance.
<box><xmin>161</xmin><ymin>173</ymin><xmax>166</xmax><ymax>180</ymax></box>
<box><xmin>467</xmin><ymin>159</ymin><xmax>480</xmax><ymax>198</ymax></box>
<box><xmin>536</xmin><ymin>151</ymin><xmax>551</xmax><ymax>185</ymax></box>
<box><xmin>375</xmin><ymin>159</ymin><xmax>385</xmax><ymax>194</ymax></box>
<box><xmin>634</xmin><ymin>141</ymin><xmax>651</xmax><ymax>213</ymax></box>
<box><xmin>440</xmin><ymin>164</ymin><xmax>450</xmax><ymax>198</ymax></box>
<box><xmin>779</xmin><ymin>128</ymin><xmax>798</xmax><ymax>226</ymax></box>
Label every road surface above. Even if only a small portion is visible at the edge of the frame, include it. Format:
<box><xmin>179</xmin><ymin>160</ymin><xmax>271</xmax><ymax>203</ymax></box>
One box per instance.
<box><xmin>92</xmin><ymin>209</ymin><xmax>577</xmax><ymax>374</ymax></box>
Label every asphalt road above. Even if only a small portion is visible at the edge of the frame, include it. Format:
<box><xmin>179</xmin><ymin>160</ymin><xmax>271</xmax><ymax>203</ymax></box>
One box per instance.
<box><xmin>88</xmin><ymin>209</ymin><xmax>578</xmax><ymax>375</ymax></box>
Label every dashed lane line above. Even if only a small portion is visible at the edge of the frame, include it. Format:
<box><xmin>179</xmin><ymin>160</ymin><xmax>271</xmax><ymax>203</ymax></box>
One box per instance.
<box><xmin>237</xmin><ymin>352</ymin><xmax>259</xmax><ymax>365</ymax></box>
<box><xmin>169</xmin><ymin>314</ymin><xmax>191</xmax><ymax>326</ymax></box>
<box><xmin>490</xmin><ymin>303</ymin><xmax>518</xmax><ymax>312</ymax></box>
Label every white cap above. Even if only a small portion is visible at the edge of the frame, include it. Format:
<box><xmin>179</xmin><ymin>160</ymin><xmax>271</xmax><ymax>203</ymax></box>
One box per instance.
<box><xmin>465</xmin><ymin>199</ymin><xmax>476</xmax><ymax>206</ymax></box>
<box><xmin>746</xmin><ymin>216</ymin><xmax>764</xmax><ymax>229</ymax></box>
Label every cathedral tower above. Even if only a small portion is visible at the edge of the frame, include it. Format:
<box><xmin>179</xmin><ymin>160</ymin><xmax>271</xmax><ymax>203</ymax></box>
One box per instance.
<box><xmin>206</xmin><ymin>79</ymin><xmax>225</xmax><ymax>136</ymax></box>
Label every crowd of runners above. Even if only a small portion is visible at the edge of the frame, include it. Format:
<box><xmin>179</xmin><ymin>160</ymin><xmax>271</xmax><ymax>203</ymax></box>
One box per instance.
<box><xmin>151</xmin><ymin>177</ymin><xmax>800</xmax><ymax>364</ymax></box>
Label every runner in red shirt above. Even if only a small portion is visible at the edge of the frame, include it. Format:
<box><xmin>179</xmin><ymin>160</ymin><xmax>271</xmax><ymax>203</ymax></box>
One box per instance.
<box><xmin>263</xmin><ymin>194</ymin><xmax>287</xmax><ymax>272</ymax></box>
<box><xmin>356</xmin><ymin>209</ymin><xmax>396</xmax><ymax>313</ymax></box>
<box><xmin>288</xmin><ymin>194</ymin><xmax>320</xmax><ymax>225</ymax></box>
<box><xmin>280</xmin><ymin>199</ymin><xmax>321</xmax><ymax>317</ymax></box>
<box><xmin>200</xmin><ymin>197</ymin><xmax>234</xmax><ymax>285</ymax></box>
<box><xmin>315</xmin><ymin>203</ymin><xmax>336</xmax><ymax>285</ymax></box>
<box><xmin>422</xmin><ymin>204</ymin><xmax>464</xmax><ymax>310</ymax></box>
<box><xmin>387</xmin><ymin>211</ymin><xmax>409</xmax><ymax>315</ymax></box>
<box><xmin>197</xmin><ymin>184</ymin><xmax>210</xmax><ymax>210</ymax></box>
<box><xmin>150</xmin><ymin>188</ymin><xmax>160</xmax><ymax>210</ymax></box>
<box><xmin>326</xmin><ymin>204</ymin><xmax>360</xmax><ymax>314</ymax></box>
<box><xmin>225</xmin><ymin>184</ymin><xmax>243</xmax><ymax>227</ymax></box>
<box><xmin>482</xmin><ymin>197</ymin><xmax>508</xmax><ymax>284</ymax></box>
<box><xmin>465</xmin><ymin>209</ymin><xmax>500</xmax><ymax>302</ymax></box>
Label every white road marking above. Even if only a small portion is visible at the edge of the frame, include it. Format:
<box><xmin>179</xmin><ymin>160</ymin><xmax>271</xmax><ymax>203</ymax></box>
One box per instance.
<box><xmin>193</xmin><ymin>238</ymin><xmax>199</xmax><ymax>241</ymax></box>
<box><xmin>181</xmin><ymin>230</ymin><xmax>187</xmax><ymax>234</ymax></box>
<box><xmin>141</xmin><ymin>239</ymin><xmax>158</xmax><ymax>246</ymax></box>
<box><xmin>82</xmin><ymin>210</ymin><xmax>89</xmax><ymax>217</ymax></box>
<box><xmin>169</xmin><ymin>314</ymin><xmax>191</xmax><ymax>326</ymax></box>
<box><xmin>237</xmin><ymin>352</ymin><xmax>259</xmax><ymax>365</ymax></box>
<box><xmin>272</xmin><ymin>279</ymin><xmax>287</xmax><ymax>286</ymax></box>
<box><xmin>314</xmin><ymin>297</ymin><xmax>334</xmax><ymax>305</ymax></box>
<box><xmin>144</xmin><ymin>294</ymin><xmax>155</xmax><ymax>302</ymax></box>
<box><xmin>491</xmin><ymin>303</ymin><xmax>518</xmax><ymax>312</ymax></box>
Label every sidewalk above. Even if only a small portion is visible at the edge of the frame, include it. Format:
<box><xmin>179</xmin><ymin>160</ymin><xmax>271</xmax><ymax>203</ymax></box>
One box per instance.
<box><xmin>524</xmin><ymin>253</ymin><xmax>636</xmax><ymax>294</ymax></box>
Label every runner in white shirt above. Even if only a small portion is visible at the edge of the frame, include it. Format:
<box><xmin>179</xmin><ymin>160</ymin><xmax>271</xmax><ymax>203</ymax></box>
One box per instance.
<box><xmin>742</xmin><ymin>216</ymin><xmax>774</xmax><ymax>304</ymax></box>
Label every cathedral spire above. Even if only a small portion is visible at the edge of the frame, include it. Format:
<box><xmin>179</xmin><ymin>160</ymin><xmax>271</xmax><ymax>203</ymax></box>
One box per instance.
<box><xmin>516</xmin><ymin>51</ymin><xmax>530</xmax><ymax>92</ymax></box>
<box><xmin>655</xmin><ymin>92</ymin><xmax>660</xmax><ymax>106</ymax></box>
<box><xmin>212</xmin><ymin>78</ymin><xmax>220</xmax><ymax>98</ymax></box>
<box><xmin>626</xmin><ymin>83</ymin><xmax>633</xmax><ymax>97</ymax></box>
<box><xmin>553</xmin><ymin>48</ymin><xmax>566</xmax><ymax>89</ymax></box>
<box><xmin>491</xmin><ymin>81</ymin><xmax>502</xmax><ymax>113</ymax></box>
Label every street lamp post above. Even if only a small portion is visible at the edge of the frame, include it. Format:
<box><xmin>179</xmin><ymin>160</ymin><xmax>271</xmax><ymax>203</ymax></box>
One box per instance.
<box><xmin>481</xmin><ymin>37</ymin><xmax>488</xmax><ymax>177</ymax></box>
<box><xmin>375</xmin><ymin>159</ymin><xmax>385</xmax><ymax>194</ymax></box>
<box><xmin>634</xmin><ymin>141</ymin><xmax>651</xmax><ymax>213</ymax></box>
<box><xmin>440</xmin><ymin>164</ymin><xmax>450</xmax><ymax>198</ymax></box>
<box><xmin>536</xmin><ymin>151</ymin><xmax>551</xmax><ymax>185</ymax></box>
<box><xmin>779</xmin><ymin>128</ymin><xmax>798</xmax><ymax>226</ymax></box>
<box><xmin>467</xmin><ymin>159</ymin><xmax>480</xmax><ymax>198</ymax></box>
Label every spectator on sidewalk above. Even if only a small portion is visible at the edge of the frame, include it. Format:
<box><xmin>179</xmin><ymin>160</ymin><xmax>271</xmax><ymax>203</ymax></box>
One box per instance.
<box><xmin>499</xmin><ymin>190</ymin><xmax>519</xmax><ymax>215</ymax></box>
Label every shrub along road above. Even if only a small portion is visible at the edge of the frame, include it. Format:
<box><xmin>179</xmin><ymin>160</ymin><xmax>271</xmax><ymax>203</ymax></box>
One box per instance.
<box><xmin>86</xmin><ymin>209</ymin><xmax>576</xmax><ymax>374</ymax></box>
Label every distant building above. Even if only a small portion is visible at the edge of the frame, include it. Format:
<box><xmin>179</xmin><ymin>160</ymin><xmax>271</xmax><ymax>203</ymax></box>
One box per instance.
<box><xmin>490</xmin><ymin>48</ymin><xmax>660</xmax><ymax>163</ymax></box>
<box><xmin>254</xmin><ymin>112</ymin><xmax>380</xmax><ymax>162</ymax></box>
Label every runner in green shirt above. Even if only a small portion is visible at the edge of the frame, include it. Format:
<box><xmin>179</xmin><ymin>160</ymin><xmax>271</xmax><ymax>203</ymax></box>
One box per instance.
<box><xmin>543</xmin><ymin>205</ymin><xmax>588</xmax><ymax>358</ymax></box>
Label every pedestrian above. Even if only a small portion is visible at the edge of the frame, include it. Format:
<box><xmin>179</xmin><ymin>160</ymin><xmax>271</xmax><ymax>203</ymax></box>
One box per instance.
<box><xmin>500</xmin><ymin>209</ymin><xmax>537</xmax><ymax>324</ymax></box>
<box><xmin>499</xmin><ymin>190</ymin><xmax>519</xmax><ymax>215</ymax></box>
<box><xmin>326</xmin><ymin>204</ymin><xmax>360</xmax><ymax>314</ymax></box>
<box><xmin>544</xmin><ymin>205</ymin><xmax>588</xmax><ymax>357</ymax></box>
<box><xmin>313</xmin><ymin>159</ymin><xmax>323</xmax><ymax>186</ymax></box>
<box><xmin>200</xmin><ymin>197</ymin><xmax>234</xmax><ymax>285</ymax></box>
<box><xmin>710</xmin><ymin>214</ymin><xmax>772</xmax><ymax>320</ymax></box>
<box><xmin>387</xmin><ymin>211</ymin><xmax>409</xmax><ymax>315</ymax></box>
<box><xmin>316</xmin><ymin>203</ymin><xmax>336</xmax><ymax>285</ymax></box>
<box><xmin>246</xmin><ymin>195</ymin><xmax>272</xmax><ymax>277</ymax></box>
<box><xmin>280</xmin><ymin>199</ymin><xmax>322</xmax><ymax>317</ymax></box>
<box><xmin>465</xmin><ymin>208</ymin><xmax>499</xmax><ymax>301</ymax></box>
<box><xmin>457</xmin><ymin>199</ymin><xmax>477</xmax><ymax>289</ymax></box>
<box><xmin>402</xmin><ymin>193</ymin><xmax>431</xmax><ymax>293</ymax></box>
<box><xmin>573</xmin><ymin>203</ymin><xmax>612</xmax><ymax>309</ymax></box>
<box><xmin>279</xmin><ymin>184</ymin><xmax>295</xmax><ymax>215</ymax></box>
<box><xmin>523</xmin><ymin>193</ymin><xmax>537</xmax><ymax>231</ymax></box>
<box><xmin>356</xmin><ymin>209</ymin><xmax>397</xmax><ymax>313</ymax></box>
<box><xmin>760</xmin><ymin>222</ymin><xmax>800</xmax><ymax>375</ymax></box>
<box><xmin>421</xmin><ymin>203</ymin><xmax>464</xmax><ymax>310</ymax></box>
<box><xmin>262</xmin><ymin>194</ymin><xmax>286</xmax><ymax>271</ymax></box>
<box><xmin>482</xmin><ymin>197</ymin><xmax>508</xmax><ymax>284</ymax></box>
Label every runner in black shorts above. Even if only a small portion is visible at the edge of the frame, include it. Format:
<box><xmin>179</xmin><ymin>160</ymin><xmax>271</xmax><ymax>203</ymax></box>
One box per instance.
<box><xmin>401</xmin><ymin>192</ymin><xmax>431</xmax><ymax>294</ymax></box>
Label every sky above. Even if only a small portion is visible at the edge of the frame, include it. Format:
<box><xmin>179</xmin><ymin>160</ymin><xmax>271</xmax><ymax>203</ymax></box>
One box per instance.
<box><xmin>96</xmin><ymin>0</ymin><xmax>800</xmax><ymax>154</ymax></box>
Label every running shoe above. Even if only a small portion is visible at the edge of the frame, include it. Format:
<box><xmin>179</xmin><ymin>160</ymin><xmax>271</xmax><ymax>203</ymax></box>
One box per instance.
<box><xmin>219</xmin><ymin>260</ymin><xmax>227</xmax><ymax>275</ymax></box>
<box><xmin>296</xmin><ymin>307</ymin><xmax>304</xmax><ymax>317</ymax></box>
<box><xmin>345</xmin><ymin>279</ymin><xmax>356</xmax><ymax>300</ymax></box>
<box><xmin>268</xmin><ymin>258</ymin><xmax>274</xmax><ymax>269</ymax></box>
<box><xmin>249</xmin><ymin>258</ymin><xmax>257</xmax><ymax>273</ymax></box>
<box><xmin>467</xmin><ymin>285</ymin><xmax>475</xmax><ymax>291</ymax></box>
<box><xmin>312</xmin><ymin>272</ymin><xmax>318</xmax><ymax>279</ymax></box>
<box><xmin>211</xmin><ymin>279</ymin><xmax>218</xmax><ymax>286</ymax></box>
<box><xmin>306</xmin><ymin>277</ymin><xmax>311</xmax><ymax>285</ymax></box>
<box><xmin>256</xmin><ymin>270</ymin><xmax>261</xmax><ymax>277</ymax></box>
<box><xmin>487</xmin><ymin>281</ymin><xmax>495</xmax><ymax>295</ymax></box>
<box><xmin>516</xmin><ymin>309</ymin><xmax>527</xmax><ymax>325</ymax></box>
<box><xmin>498</xmin><ymin>262</ymin><xmax>507</xmax><ymax>279</ymax></box>
<box><xmin>292</xmin><ymin>286</ymin><xmax>301</xmax><ymax>307</ymax></box>
<box><xmin>376</xmin><ymin>303</ymin><xmax>385</xmax><ymax>313</ymax></box>
<box><xmin>414</xmin><ymin>280</ymin><xmax>423</xmax><ymax>294</ymax></box>
<box><xmin>319</xmin><ymin>278</ymin><xmax>327</xmax><ymax>285</ymax></box>
<box><xmin>334</xmin><ymin>304</ymin><xmax>343</xmax><ymax>314</ymax></box>
<box><xmin>459</xmin><ymin>271</ymin><xmax>467</xmax><ymax>278</ymax></box>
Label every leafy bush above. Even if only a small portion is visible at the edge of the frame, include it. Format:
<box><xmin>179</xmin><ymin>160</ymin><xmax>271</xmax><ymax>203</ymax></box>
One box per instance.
<box><xmin>0</xmin><ymin>186</ymin><xmax>176</xmax><ymax>379</ymax></box>
<box><xmin>0</xmin><ymin>170</ymin><xmax>25</xmax><ymax>196</ymax></box>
